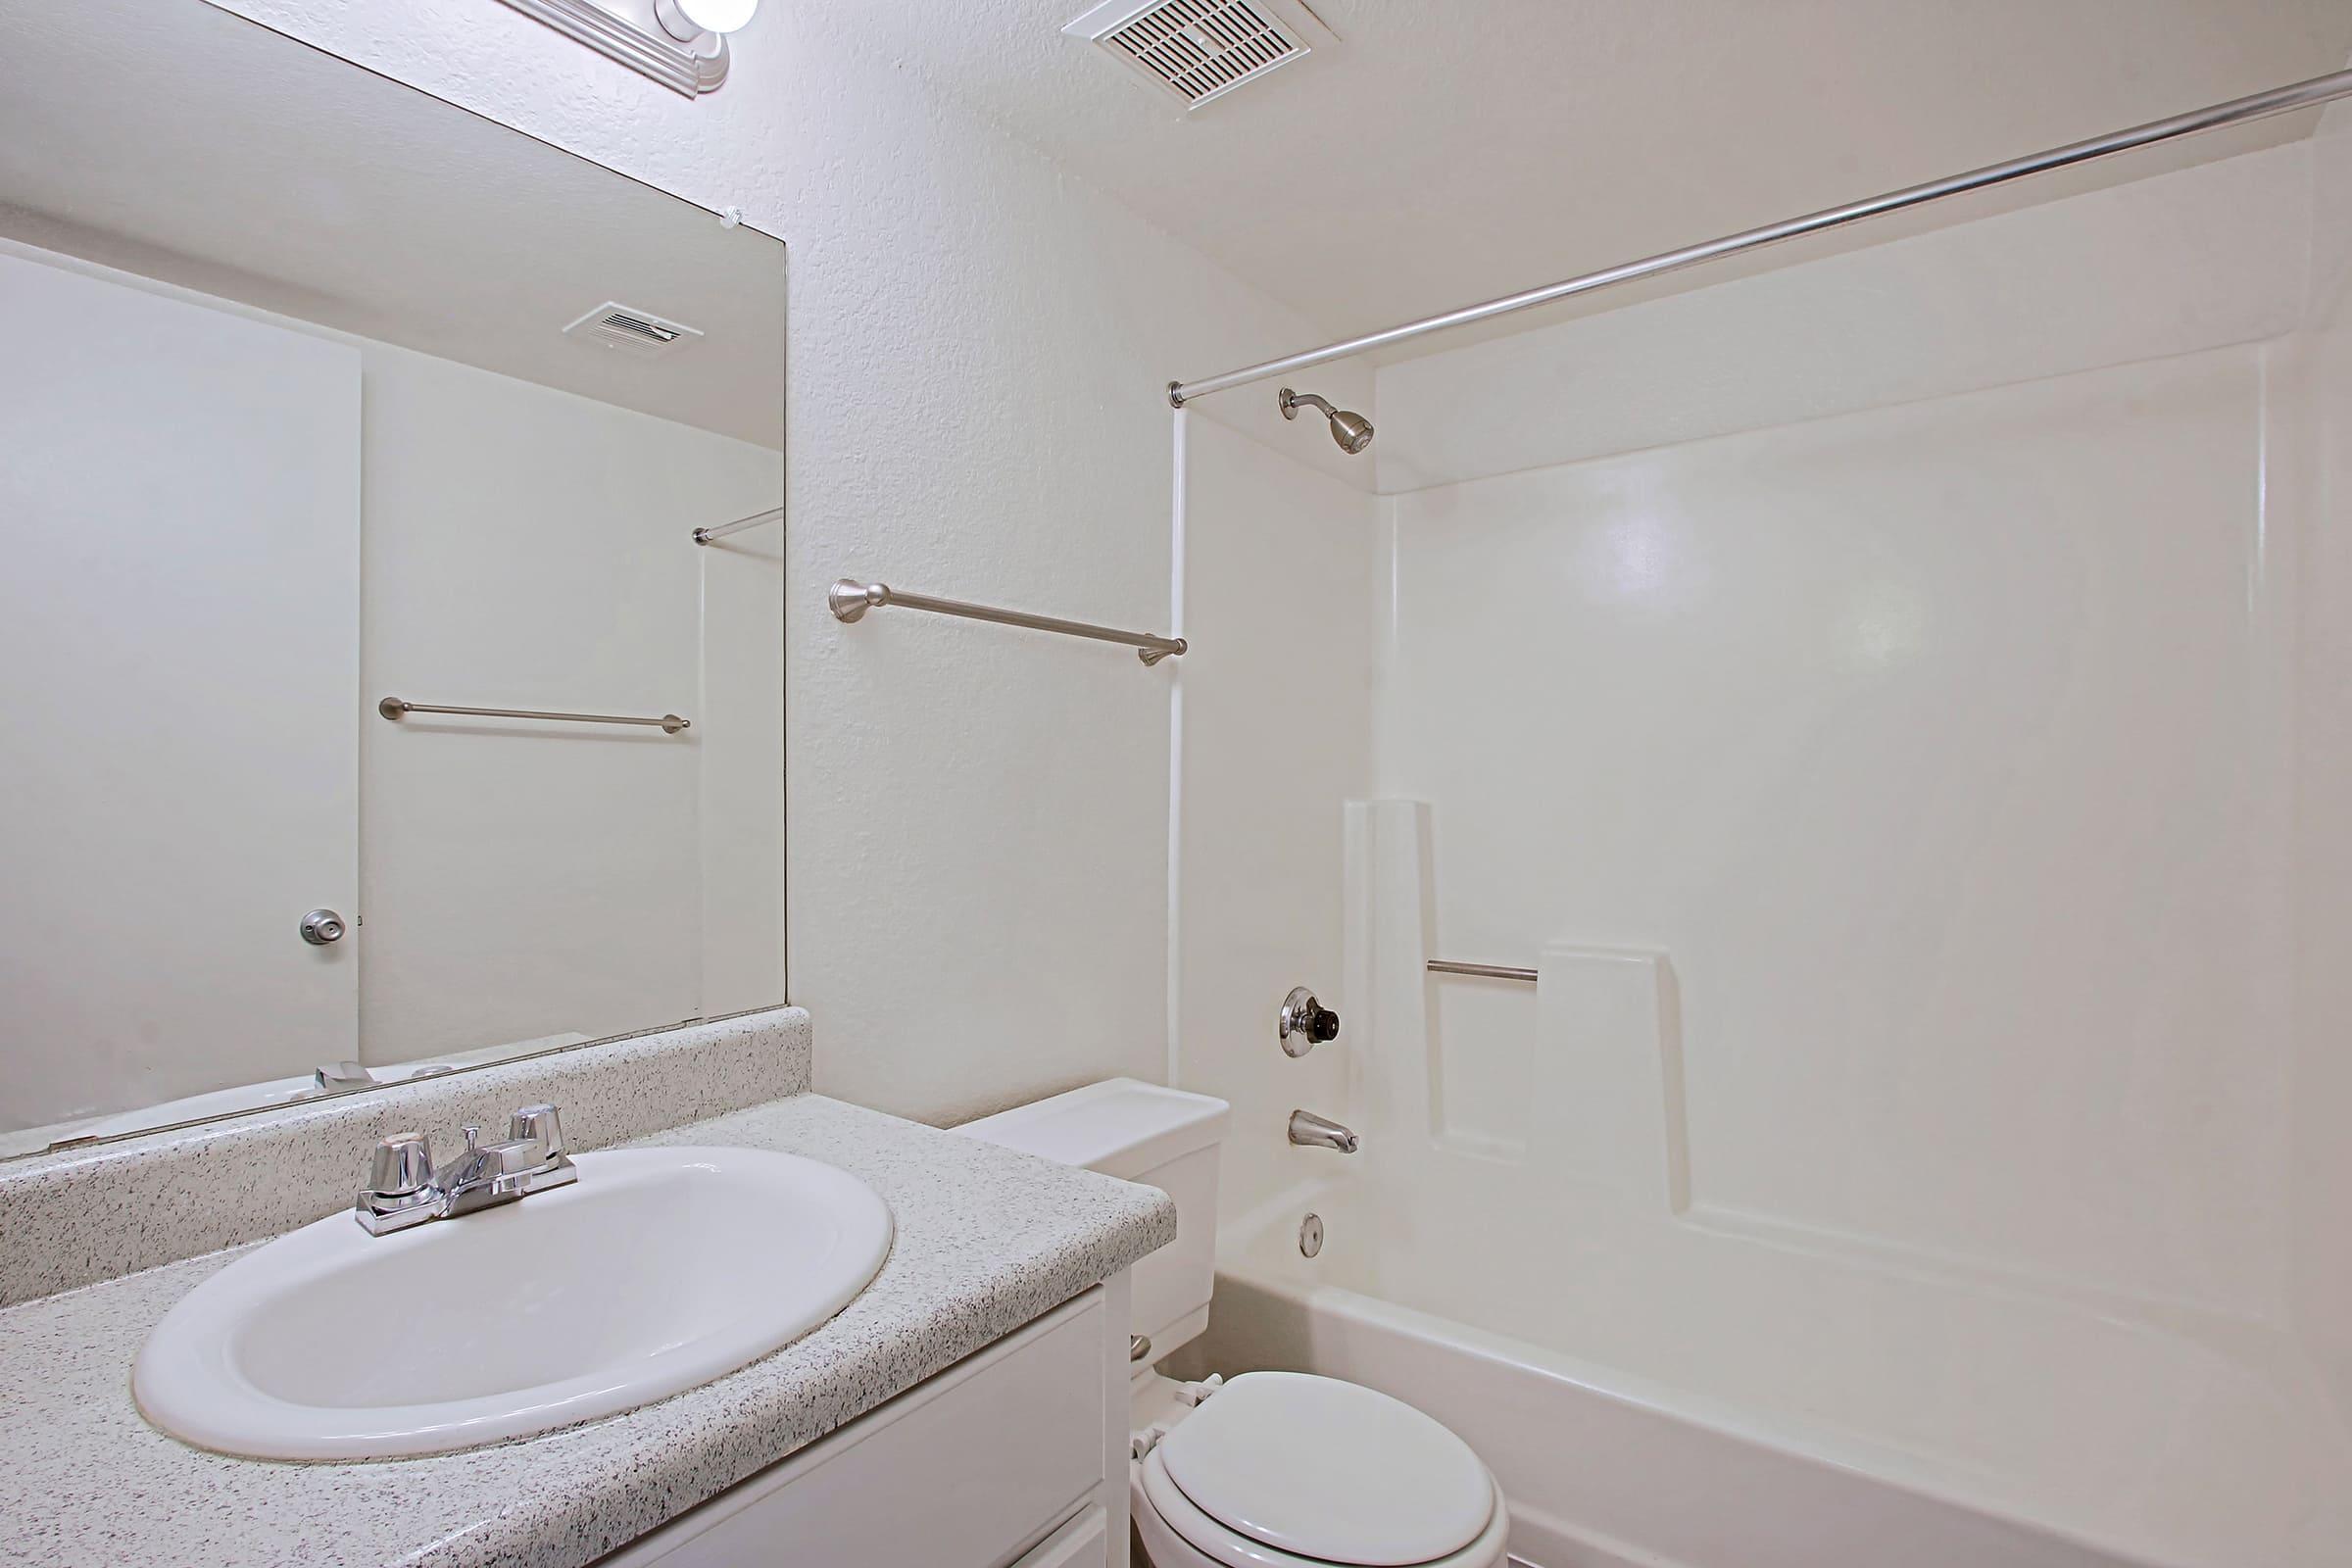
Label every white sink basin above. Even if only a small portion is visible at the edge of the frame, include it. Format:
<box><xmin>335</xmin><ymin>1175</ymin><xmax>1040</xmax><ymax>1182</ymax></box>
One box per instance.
<box><xmin>133</xmin><ymin>1145</ymin><xmax>893</xmax><ymax>1460</ymax></box>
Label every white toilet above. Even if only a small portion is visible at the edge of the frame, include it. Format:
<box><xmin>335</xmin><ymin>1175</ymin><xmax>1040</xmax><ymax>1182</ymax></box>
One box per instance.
<box><xmin>959</xmin><ymin>1079</ymin><xmax>1511</xmax><ymax>1568</ymax></box>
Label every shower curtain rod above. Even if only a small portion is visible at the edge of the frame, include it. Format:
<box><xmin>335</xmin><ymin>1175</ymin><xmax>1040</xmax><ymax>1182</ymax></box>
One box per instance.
<box><xmin>1165</xmin><ymin>67</ymin><xmax>2352</xmax><ymax>408</ymax></box>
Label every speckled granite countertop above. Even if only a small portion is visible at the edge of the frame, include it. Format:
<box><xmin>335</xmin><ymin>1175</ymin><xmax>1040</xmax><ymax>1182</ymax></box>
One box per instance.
<box><xmin>0</xmin><ymin>1094</ymin><xmax>1175</xmax><ymax>1568</ymax></box>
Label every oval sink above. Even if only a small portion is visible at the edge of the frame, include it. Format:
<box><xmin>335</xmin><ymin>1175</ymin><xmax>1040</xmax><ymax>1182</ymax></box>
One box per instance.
<box><xmin>133</xmin><ymin>1145</ymin><xmax>893</xmax><ymax>1460</ymax></box>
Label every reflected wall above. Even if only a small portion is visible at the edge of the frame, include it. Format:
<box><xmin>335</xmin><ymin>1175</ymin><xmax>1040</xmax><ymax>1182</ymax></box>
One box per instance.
<box><xmin>0</xmin><ymin>1</ymin><xmax>784</xmax><ymax>1152</ymax></box>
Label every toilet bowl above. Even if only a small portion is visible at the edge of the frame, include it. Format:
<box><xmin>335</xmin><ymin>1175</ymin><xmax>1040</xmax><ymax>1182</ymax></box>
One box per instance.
<box><xmin>1131</xmin><ymin>1370</ymin><xmax>1509</xmax><ymax>1568</ymax></box>
<box><xmin>957</xmin><ymin>1080</ymin><xmax>1510</xmax><ymax>1568</ymax></box>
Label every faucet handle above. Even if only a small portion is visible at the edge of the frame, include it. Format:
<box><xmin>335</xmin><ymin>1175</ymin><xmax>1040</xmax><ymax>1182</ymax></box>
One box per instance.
<box><xmin>355</xmin><ymin>1130</ymin><xmax>441</xmax><ymax>1235</ymax></box>
<box><xmin>366</xmin><ymin>1131</ymin><xmax>434</xmax><ymax>1199</ymax></box>
<box><xmin>507</xmin><ymin>1103</ymin><xmax>565</xmax><ymax>1160</ymax></box>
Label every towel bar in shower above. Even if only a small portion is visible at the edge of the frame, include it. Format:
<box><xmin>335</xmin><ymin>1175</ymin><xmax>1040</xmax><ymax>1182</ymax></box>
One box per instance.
<box><xmin>1427</xmin><ymin>959</ymin><xmax>1538</xmax><ymax>983</ymax></box>
<box><xmin>828</xmin><ymin>579</ymin><xmax>1186</xmax><ymax>665</ymax></box>
<box><xmin>377</xmin><ymin>698</ymin><xmax>691</xmax><ymax>734</ymax></box>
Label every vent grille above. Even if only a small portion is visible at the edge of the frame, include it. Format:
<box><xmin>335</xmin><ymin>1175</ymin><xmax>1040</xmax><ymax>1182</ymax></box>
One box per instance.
<box><xmin>1068</xmin><ymin>0</ymin><xmax>1329</xmax><ymax>111</ymax></box>
<box><xmin>561</xmin><ymin>301</ymin><xmax>706</xmax><ymax>359</ymax></box>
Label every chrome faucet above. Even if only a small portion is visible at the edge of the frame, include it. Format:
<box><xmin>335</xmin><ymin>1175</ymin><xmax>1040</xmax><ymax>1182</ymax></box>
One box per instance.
<box><xmin>1288</xmin><ymin>1109</ymin><xmax>1360</xmax><ymax>1153</ymax></box>
<box><xmin>354</xmin><ymin>1102</ymin><xmax>577</xmax><ymax>1235</ymax></box>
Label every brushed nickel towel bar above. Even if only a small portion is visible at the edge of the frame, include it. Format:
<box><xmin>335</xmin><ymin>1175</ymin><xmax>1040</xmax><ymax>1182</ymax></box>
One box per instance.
<box><xmin>377</xmin><ymin>697</ymin><xmax>691</xmax><ymax>734</ymax></box>
<box><xmin>693</xmin><ymin>506</ymin><xmax>782</xmax><ymax>545</ymax></box>
<box><xmin>828</xmin><ymin>579</ymin><xmax>1186</xmax><ymax>665</ymax></box>
<box><xmin>1166</xmin><ymin>67</ymin><xmax>2352</xmax><ymax>405</ymax></box>
<box><xmin>1428</xmin><ymin>959</ymin><xmax>1538</xmax><ymax>983</ymax></box>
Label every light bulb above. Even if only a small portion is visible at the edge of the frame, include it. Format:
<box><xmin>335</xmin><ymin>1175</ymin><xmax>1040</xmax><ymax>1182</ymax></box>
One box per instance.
<box><xmin>668</xmin><ymin>0</ymin><xmax>758</xmax><ymax>33</ymax></box>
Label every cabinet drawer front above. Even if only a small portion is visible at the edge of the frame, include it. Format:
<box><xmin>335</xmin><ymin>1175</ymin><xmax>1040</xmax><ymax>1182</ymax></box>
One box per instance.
<box><xmin>611</xmin><ymin>1290</ymin><xmax>1106</xmax><ymax>1568</ymax></box>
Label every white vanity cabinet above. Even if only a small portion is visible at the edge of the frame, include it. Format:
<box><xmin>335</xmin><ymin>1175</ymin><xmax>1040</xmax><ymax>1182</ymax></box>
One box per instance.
<box><xmin>603</xmin><ymin>1277</ymin><xmax>1133</xmax><ymax>1568</ymax></box>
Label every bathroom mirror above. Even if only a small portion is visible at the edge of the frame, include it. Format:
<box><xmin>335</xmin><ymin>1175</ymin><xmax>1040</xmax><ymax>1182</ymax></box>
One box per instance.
<box><xmin>0</xmin><ymin>0</ymin><xmax>786</xmax><ymax>1156</ymax></box>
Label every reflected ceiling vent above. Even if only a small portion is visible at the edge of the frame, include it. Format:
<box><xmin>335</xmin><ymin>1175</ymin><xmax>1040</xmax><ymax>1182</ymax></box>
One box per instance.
<box><xmin>1065</xmin><ymin>0</ymin><xmax>1336</xmax><ymax>111</ymax></box>
<box><xmin>562</xmin><ymin>301</ymin><xmax>706</xmax><ymax>359</ymax></box>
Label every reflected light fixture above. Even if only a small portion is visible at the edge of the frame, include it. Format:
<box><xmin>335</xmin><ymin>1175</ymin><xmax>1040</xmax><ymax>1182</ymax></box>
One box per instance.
<box><xmin>495</xmin><ymin>0</ymin><xmax>758</xmax><ymax>97</ymax></box>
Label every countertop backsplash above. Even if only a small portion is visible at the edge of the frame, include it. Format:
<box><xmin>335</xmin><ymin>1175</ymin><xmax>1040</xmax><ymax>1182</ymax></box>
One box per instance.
<box><xmin>0</xmin><ymin>1006</ymin><xmax>812</xmax><ymax>1305</ymax></box>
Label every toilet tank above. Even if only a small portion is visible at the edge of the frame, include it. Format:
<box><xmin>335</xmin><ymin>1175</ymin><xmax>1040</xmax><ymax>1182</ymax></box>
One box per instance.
<box><xmin>957</xmin><ymin>1079</ymin><xmax>1229</xmax><ymax>1363</ymax></box>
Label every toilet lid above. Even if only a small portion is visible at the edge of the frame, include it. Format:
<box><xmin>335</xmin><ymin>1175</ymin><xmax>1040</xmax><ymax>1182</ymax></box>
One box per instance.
<box><xmin>1155</xmin><ymin>1372</ymin><xmax>1494</xmax><ymax>1566</ymax></box>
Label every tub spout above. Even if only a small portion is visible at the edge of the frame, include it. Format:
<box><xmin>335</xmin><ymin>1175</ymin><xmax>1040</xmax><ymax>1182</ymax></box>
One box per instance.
<box><xmin>1289</xmin><ymin>1109</ymin><xmax>1360</xmax><ymax>1153</ymax></box>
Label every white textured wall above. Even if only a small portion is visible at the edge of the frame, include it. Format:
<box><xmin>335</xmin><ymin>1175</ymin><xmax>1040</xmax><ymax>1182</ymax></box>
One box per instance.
<box><xmin>211</xmin><ymin>0</ymin><xmax>1339</xmax><ymax>1121</ymax></box>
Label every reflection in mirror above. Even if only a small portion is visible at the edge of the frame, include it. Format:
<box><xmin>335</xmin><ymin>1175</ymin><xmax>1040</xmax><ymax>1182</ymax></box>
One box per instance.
<box><xmin>0</xmin><ymin>0</ymin><xmax>786</xmax><ymax>1156</ymax></box>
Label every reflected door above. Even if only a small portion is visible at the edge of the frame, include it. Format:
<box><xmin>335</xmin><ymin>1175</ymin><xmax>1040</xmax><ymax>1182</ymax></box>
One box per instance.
<box><xmin>0</xmin><ymin>249</ymin><xmax>361</xmax><ymax>1134</ymax></box>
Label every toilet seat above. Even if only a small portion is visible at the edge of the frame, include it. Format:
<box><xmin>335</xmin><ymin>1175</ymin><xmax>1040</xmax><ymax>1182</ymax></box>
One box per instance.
<box><xmin>1136</xmin><ymin>1372</ymin><xmax>1507</xmax><ymax>1568</ymax></box>
<box><xmin>1138</xmin><ymin>1449</ymin><xmax>1510</xmax><ymax>1568</ymax></box>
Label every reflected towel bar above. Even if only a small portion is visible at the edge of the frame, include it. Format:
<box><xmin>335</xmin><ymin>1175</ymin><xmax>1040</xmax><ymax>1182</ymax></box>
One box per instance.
<box><xmin>1428</xmin><ymin>959</ymin><xmax>1538</xmax><ymax>983</ymax></box>
<box><xmin>377</xmin><ymin>697</ymin><xmax>691</xmax><ymax>734</ymax></box>
<box><xmin>828</xmin><ymin>579</ymin><xmax>1186</xmax><ymax>665</ymax></box>
<box><xmin>693</xmin><ymin>507</ymin><xmax>782</xmax><ymax>545</ymax></box>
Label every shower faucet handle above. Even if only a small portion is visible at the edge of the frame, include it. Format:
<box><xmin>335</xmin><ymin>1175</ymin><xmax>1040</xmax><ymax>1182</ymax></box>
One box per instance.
<box><xmin>1278</xmin><ymin>986</ymin><xmax>1341</xmax><ymax>1056</ymax></box>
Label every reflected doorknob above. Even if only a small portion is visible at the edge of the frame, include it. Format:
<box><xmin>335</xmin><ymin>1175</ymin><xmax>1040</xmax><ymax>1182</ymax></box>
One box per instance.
<box><xmin>300</xmin><ymin>908</ymin><xmax>347</xmax><ymax>946</ymax></box>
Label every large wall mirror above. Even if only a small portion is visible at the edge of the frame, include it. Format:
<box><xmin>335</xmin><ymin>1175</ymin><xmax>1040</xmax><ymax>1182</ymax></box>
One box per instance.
<box><xmin>0</xmin><ymin>2</ymin><xmax>786</xmax><ymax>1156</ymax></box>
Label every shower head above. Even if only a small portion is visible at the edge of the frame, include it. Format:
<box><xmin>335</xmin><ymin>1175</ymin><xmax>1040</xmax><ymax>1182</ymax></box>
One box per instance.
<box><xmin>1326</xmin><ymin>407</ymin><xmax>1375</xmax><ymax>455</ymax></box>
<box><xmin>1279</xmin><ymin>387</ymin><xmax>1374</xmax><ymax>455</ymax></box>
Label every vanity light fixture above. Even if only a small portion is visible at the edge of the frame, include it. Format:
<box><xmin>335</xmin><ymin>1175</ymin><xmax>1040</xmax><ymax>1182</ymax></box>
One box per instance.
<box><xmin>494</xmin><ymin>0</ymin><xmax>756</xmax><ymax>97</ymax></box>
<box><xmin>655</xmin><ymin>0</ymin><xmax>759</xmax><ymax>37</ymax></box>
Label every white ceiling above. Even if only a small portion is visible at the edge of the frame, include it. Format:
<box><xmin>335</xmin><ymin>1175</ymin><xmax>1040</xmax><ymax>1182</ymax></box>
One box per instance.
<box><xmin>0</xmin><ymin>0</ymin><xmax>784</xmax><ymax>447</ymax></box>
<box><xmin>8</xmin><ymin>2</ymin><xmax>2344</xmax><ymax>420</ymax></box>
<box><xmin>818</xmin><ymin>0</ymin><xmax>2352</xmax><ymax>363</ymax></box>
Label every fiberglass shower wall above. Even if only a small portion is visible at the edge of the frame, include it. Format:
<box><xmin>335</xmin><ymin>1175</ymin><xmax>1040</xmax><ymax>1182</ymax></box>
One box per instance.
<box><xmin>1175</xmin><ymin>107</ymin><xmax>2352</xmax><ymax>1498</ymax></box>
<box><xmin>2291</xmin><ymin>96</ymin><xmax>2352</xmax><ymax>1428</ymax></box>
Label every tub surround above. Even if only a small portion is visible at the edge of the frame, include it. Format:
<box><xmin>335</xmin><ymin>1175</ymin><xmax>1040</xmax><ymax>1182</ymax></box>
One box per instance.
<box><xmin>0</xmin><ymin>1089</ymin><xmax>1173</xmax><ymax>1568</ymax></box>
<box><xmin>0</xmin><ymin>1007</ymin><xmax>814</xmax><ymax>1305</ymax></box>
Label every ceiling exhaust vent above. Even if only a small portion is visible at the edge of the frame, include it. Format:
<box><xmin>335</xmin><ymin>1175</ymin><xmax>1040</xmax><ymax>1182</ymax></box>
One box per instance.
<box><xmin>1065</xmin><ymin>0</ymin><xmax>1335</xmax><ymax>111</ymax></box>
<box><xmin>562</xmin><ymin>301</ymin><xmax>706</xmax><ymax>359</ymax></box>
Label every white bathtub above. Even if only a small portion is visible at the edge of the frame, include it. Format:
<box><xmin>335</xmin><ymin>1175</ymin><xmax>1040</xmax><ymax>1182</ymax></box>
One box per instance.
<box><xmin>1173</xmin><ymin>1181</ymin><xmax>2352</xmax><ymax>1568</ymax></box>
